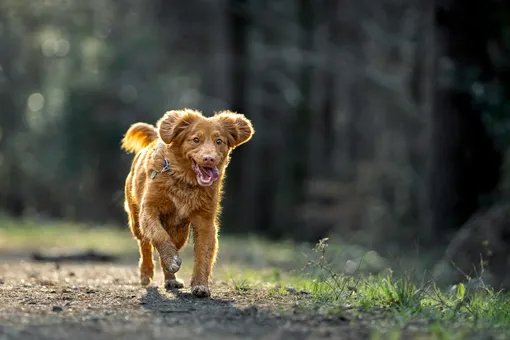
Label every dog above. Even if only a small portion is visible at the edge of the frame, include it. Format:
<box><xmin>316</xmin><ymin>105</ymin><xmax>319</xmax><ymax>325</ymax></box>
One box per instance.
<box><xmin>121</xmin><ymin>109</ymin><xmax>254</xmax><ymax>297</ymax></box>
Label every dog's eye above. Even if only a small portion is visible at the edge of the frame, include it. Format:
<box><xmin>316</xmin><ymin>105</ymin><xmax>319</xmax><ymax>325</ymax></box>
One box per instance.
<box><xmin>216</xmin><ymin>139</ymin><xmax>222</xmax><ymax>145</ymax></box>
<box><xmin>193</xmin><ymin>137</ymin><xmax>200</xmax><ymax>143</ymax></box>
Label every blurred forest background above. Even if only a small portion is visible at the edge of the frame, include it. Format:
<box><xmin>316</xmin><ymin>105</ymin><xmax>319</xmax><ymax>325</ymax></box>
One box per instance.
<box><xmin>2</xmin><ymin>0</ymin><xmax>510</xmax><ymax>286</ymax></box>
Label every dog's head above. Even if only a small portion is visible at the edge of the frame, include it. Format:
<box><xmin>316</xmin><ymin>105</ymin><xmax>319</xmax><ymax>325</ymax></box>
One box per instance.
<box><xmin>157</xmin><ymin>109</ymin><xmax>254</xmax><ymax>186</ymax></box>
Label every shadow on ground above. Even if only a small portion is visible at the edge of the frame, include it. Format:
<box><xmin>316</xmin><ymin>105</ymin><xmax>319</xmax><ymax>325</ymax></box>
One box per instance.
<box><xmin>141</xmin><ymin>286</ymin><xmax>235</xmax><ymax>313</ymax></box>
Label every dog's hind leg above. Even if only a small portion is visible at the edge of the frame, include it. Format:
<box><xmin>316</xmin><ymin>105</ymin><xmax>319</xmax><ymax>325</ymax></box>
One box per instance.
<box><xmin>139</xmin><ymin>240</ymin><xmax>155</xmax><ymax>286</ymax></box>
<box><xmin>126</xmin><ymin>202</ymin><xmax>155</xmax><ymax>286</ymax></box>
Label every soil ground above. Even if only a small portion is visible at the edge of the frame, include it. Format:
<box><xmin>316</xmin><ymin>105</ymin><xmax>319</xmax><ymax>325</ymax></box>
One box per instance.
<box><xmin>0</xmin><ymin>255</ymin><xmax>366</xmax><ymax>340</ymax></box>
<box><xmin>4</xmin><ymin>222</ymin><xmax>502</xmax><ymax>340</ymax></box>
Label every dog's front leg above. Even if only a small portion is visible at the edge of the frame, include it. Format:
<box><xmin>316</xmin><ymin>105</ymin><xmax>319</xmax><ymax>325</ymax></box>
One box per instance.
<box><xmin>140</xmin><ymin>206</ymin><xmax>181</xmax><ymax>276</ymax></box>
<box><xmin>189</xmin><ymin>214</ymin><xmax>218</xmax><ymax>298</ymax></box>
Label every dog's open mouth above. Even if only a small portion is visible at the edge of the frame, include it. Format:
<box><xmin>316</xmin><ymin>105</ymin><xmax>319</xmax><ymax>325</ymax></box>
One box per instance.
<box><xmin>191</xmin><ymin>159</ymin><xmax>219</xmax><ymax>186</ymax></box>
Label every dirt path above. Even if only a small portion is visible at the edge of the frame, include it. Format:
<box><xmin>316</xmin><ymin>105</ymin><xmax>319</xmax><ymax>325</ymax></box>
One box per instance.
<box><xmin>0</xmin><ymin>261</ymin><xmax>367</xmax><ymax>340</ymax></box>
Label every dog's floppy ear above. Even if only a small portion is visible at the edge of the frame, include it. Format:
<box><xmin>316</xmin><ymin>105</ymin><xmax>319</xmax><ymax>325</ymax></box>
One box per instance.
<box><xmin>157</xmin><ymin>109</ymin><xmax>200</xmax><ymax>144</ymax></box>
<box><xmin>215</xmin><ymin>111</ymin><xmax>254</xmax><ymax>148</ymax></box>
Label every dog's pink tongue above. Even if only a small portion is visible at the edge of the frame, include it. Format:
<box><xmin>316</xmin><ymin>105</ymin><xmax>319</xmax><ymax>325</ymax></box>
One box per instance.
<box><xmin>206</xmin><ymin>167</ymin><xmax>219</xmax><ymax>181</ymax></box>
<box><xmin>193</xmin><ymin>162</ymin><xmax>219</xmax><ymax>185</ymax></box>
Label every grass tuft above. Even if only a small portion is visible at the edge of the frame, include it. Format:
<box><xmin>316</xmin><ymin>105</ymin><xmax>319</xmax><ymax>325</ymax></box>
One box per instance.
<box><xmin>298</xmin><ymin>238</ymin><xmax>510</xmax><ymax>339</ymax></box>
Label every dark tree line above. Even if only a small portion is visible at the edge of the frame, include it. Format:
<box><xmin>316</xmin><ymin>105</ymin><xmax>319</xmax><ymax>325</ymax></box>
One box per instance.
<box><xmin>0</xmin><ymin>0</ymin><xmax>509</xmax><ymax>256</ymax></box>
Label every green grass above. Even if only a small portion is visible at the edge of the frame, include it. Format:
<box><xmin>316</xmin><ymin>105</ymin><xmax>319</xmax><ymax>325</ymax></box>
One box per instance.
<box><xmin>261</xmin><ymin>238</ymin><xmax>510</xmax><ymax>339</ymax></box>
<box><xmin>218</xmin><ymin>238</ymin><xmax>510</xmax><ymax>339</ymax></box>
<box><xmin>0</xmin><ymin>217</ymin><xmax>136</xmax><ymax>254</ymax></box>
<box><xmin>1</xmin><ymin>217</ymin><xmax>510</xmax><ymax>339</ymax></box>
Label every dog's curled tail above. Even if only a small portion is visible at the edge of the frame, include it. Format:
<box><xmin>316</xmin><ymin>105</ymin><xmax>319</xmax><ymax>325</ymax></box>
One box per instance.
<box><xmin>121</xmin><ymin>122</ymin><xmax>158</xmax><ymax>154</ymax></box>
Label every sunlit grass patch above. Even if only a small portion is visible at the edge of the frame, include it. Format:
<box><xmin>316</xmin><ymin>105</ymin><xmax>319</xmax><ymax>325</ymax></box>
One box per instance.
<box><xmin>0</xmin><ymin>216</ymin><xmax>314</xmax><ymax>264</ymax></box>
<box><xmin>0</xmin><ymin>216</ymin><xmax>135</xmax><ymax>255</ymax></box>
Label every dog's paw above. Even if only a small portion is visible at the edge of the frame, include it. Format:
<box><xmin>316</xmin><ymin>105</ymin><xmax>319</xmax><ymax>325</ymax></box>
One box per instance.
<box><xmin>140</xmin><ymin>270</ymin><xmax>154</xmax><ymax>286</ymax></box>
<box><xmin>164</xmin><ymin>279</ymin><xmax>184</xmax><ymax>289</ymax></box>
<box><xmin>140</xmin><ymin>277</ymin><xmax>151</xmax><ymax>286</ymax></box>
<box><xmin>191</xmin><ymin>285</ymin><xmax>210</xmax><ymax>298</ymax></box>
<box><xmin>163</xmin><ymin>255</ymin><xmax>182</xmax><ymax>273</ymax></box>
<box><xmin>139</xmin><ymin>264</ymin><xmax>154</xmax><ymax>286</ymax></box>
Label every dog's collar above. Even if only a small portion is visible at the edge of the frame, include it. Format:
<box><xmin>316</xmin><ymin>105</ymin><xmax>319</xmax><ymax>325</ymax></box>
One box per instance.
<box><xmin>151</xmin><ymin>159</ymin><xmax>172</xmax><ymax>179</ymax></box>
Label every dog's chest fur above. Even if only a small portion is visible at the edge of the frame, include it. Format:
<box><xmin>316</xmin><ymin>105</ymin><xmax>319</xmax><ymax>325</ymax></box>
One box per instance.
<box><xmin>155</xmin><ymin>175</ymin><xmax>218</xmax><ymax>220</ymax></box>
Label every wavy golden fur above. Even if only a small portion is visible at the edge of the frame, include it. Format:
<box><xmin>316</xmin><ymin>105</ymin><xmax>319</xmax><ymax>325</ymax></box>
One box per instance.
<box><xmin>121</xmin><ymin>122</ymin><xmax>159</xmax><ymax>154</ymax></box>
<box><xmin>121</xmin><ymin>109</ymin><xmax>254</xmax><ymax>297</ymax></box>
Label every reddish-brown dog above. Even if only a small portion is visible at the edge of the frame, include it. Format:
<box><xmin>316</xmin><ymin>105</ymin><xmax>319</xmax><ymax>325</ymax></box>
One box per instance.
<box><xmin>121</xmin><ymin>109</ymin><xmax>254</xmax><ymax>297</ymax></box>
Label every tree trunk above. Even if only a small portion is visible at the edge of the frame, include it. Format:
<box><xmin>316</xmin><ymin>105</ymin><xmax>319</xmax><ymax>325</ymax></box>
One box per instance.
<box><xmin>428</xmin><ymin>0</ymin><xmax>502</xmax><ymax>245</ymax></box>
